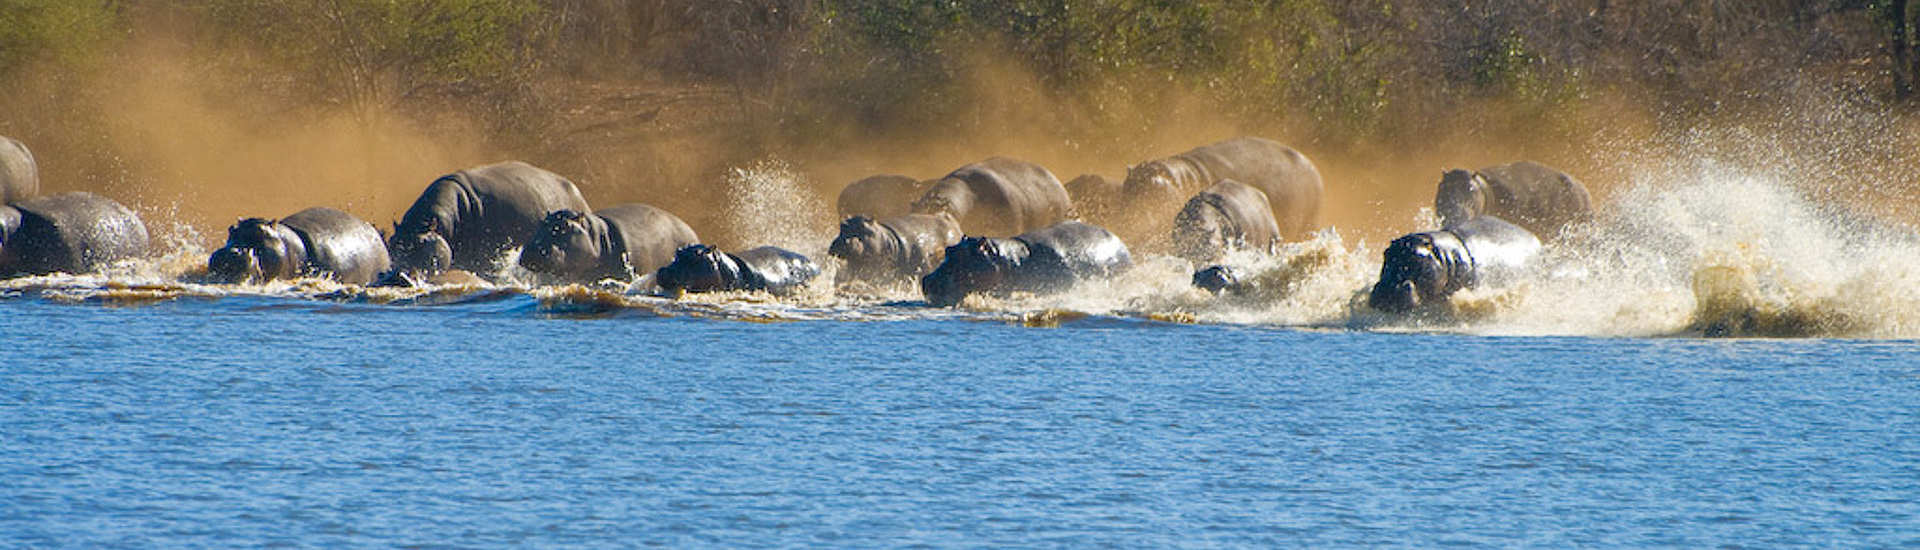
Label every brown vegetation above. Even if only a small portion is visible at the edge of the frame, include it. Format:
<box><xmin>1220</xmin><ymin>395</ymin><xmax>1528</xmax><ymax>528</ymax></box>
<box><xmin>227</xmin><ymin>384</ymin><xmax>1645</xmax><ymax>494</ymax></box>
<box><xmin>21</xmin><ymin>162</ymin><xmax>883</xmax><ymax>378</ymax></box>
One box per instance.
<box><xmin>1</xmin><ymin>0</ymin><xmax>1917</xmax><ymax>248</ymax></box>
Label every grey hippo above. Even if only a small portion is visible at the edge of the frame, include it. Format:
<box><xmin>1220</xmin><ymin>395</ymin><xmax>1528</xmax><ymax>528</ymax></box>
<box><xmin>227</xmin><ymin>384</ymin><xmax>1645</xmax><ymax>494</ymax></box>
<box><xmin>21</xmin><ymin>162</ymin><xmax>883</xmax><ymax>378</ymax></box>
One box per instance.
<box><xmin>910</xmin><ymin>157</ymin><xmax>1074</xmax><ymax>236</ymax></box>
<box><xmin>208</xmin><ymin>207</ymin><xmax>390</xmax><ymax>284</ymax></box>
<box><xmin>1367</xmin><ymin>215</ymin><xmax>1541</xmax><ymax>313</ymax></box>
<box><xmin>381</xmin><ymin>161</ymin><xmax>591</xmax><ymax>284</ymax></box>
<box><xmin>921</xmin><ymin>221</ymin><xmax>1132</xmax><ymax>308</ymax></box>
<box><xmin>836</xmin><ymin>174</ymin><xmax>929</xmax><ymax>220</ymax></box>
<box><xmin>0</xmin><ymin>192</ymin><xmax>148</xmax><ymax>277</ymax></box>
<box><xmin>1122</xmin><ymin>137</ymin><xmax>1322</xmax><ymax>239</ymax></box>
<box><xmin>518</xmin><ymin>204</ymin><xmax>700</xmax><ymax>284</ymax></box>
<box><xmin>1063</xmin><ymin>173</ymin><xmax>1121</xmax><ymax>225</ymax></box>
<box><xmin>1434</xmin><ymin>161</ymin><xmax>1592</xmax><ymax>239</ymax></box>
<box><xmin>1171</xmin><ymin>179</ymin><xmax>1282</xmax><ymax>263</ymax></box>
<box><xmin>0</xmin><ymin>136</ymin><xmax>38</xmax><ymax>204</ymax></box>
<box><xmin>655</xmin><ymin>244</ymin><xmax>820</xmax><ymax>295</ymax></box>
<box><xmin>827</xmin><ymin>212</ymin><xmax>962</xmax><ymax>286</ymax></box>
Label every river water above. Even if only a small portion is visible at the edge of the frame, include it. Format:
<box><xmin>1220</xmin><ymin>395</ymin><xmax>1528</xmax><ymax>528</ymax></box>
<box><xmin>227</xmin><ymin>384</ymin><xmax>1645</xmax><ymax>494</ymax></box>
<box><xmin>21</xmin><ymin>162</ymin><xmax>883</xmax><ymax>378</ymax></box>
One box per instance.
<box><xmin>5</xmin><ymin>162</ymin><xmax>1920</xmax><ymax>546</ymax></box>
<box><xmin>4</xmin><ymin>294</ymin><xmax>1917</xmax><ymax>547</ymax></box>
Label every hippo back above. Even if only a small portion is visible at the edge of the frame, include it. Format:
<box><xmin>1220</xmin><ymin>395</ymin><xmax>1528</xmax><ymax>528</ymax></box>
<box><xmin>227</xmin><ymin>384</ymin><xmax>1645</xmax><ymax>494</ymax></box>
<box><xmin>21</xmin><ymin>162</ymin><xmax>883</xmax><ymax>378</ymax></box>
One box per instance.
<box><xmin>597</xmin><ymin>203</ymin><xmax>700</xmax><ymax>278</ymax></box>
<box><xmin>398</xmin><ymin>161</ymin><xmax>591</xmax><ymax>272</ymax></box>
<box><xmin>1063</xmin><ymin>173</ymin><xmax>1121</xmax><ymax>225</ymax></box>
<box><xmin>0</xmin><ymin>136</ymin><xmax>37</xmax><ymax>204</ymax></box>
<box><xmin>1173</xmin><ymin>179</ymin><xmax>1282</xmax><ymax>262</ymax></box>
<box><xmin>3</xmin><ymin>192</ymin><xmax>147</xmax><ymax>276</ymax></box>
<box><xmin>1452</xmin><ymin>215</ymin><xmax>1542</xmax><ymax>287</ymax></box>
<box><xmin>914</xmin><ymin>157</ymin><xmax>1072</xmax><ymax>236</ymax></box>
<box><xmin>1177</xmin><ymin>137</ymin><xmax>1323</xmax><ymax>239</ymax></box>
<box><xmin>836</xmin><ymin>174</ymin><xmax>926</xmax><ymax>219</ymax></box>
<box><xmin>280</xmin><ymin>207</ymin><xmax>390</xmax><ymax>284</ymax></box>
<box><xmin>1473</xmin><ymin>161</ymin><xmax>1592</xmax><ymax>238</ymax></box>
<box><xmin>735</xmin><ymin>246</ymin><xmax>821</xmax><ymax>292</ymax></box>
<box><xmin>1014</xmin><ymin>221</ymin><xmax>1133</xmax><ymax>281</ymax></box>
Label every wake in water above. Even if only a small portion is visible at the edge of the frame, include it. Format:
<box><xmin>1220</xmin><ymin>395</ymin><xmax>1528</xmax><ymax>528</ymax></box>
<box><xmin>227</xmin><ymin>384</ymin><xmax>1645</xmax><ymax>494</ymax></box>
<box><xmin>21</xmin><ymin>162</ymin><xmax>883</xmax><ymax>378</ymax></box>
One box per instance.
<box><xmin>7</xmin><ymin>157</ymin><xmax>1920</xmax><ymax>338</ymax></box>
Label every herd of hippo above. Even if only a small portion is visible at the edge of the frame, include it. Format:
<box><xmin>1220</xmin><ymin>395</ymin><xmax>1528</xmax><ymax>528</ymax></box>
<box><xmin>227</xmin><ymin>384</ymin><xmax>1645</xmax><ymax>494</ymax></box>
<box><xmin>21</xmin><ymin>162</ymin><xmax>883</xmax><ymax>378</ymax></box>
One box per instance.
<box><xmin>0</xmin><ymin>134</ymin><xmax>1596</xmax><ymax>314</ymax></box>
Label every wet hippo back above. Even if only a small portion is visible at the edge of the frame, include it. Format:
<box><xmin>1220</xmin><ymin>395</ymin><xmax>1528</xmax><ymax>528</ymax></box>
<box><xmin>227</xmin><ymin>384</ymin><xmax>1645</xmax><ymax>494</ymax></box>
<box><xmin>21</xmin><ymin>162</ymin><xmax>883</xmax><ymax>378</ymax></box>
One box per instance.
<box><xmin>1450</xmin><ymin>215</ymin><xmax>1541</xmax><ymax>286</ymax></box>
<box><xmin>281</xmin><ymin>207</ymin><xmax>390</xmax><ymax>284</ymax></box>
<box><xmin>598</xmin><ymin>204</ymin><xmax>700</xmax><ymax>278</ymax></box>
<box><xmin>0</xmin><ymin>136</ymin><xmax>37</xmax><ymax>204</ymax></box>
<box><xmin>733</xmin><ymin>246</ymin><xmax>821</xmax><ymax>292</ymax></box>
<box><xmin>656</xmin><ymin>244</ymin><xmax>819</xmax><ymax>294</ymax></box>
<box><xmin>1016</xmin><ymin>221</ymin><xmax>1133</xmax><ymax>281</ymax></box>
<box><xmin>1</xmin><ymin>192</ymin><xmax>147</xmax><ymax>277</ymax></box>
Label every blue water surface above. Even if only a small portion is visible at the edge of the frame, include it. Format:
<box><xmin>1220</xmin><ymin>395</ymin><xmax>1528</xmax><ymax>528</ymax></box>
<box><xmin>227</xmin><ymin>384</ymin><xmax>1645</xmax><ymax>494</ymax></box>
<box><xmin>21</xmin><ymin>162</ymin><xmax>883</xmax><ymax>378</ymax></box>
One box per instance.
<box><xmin>4</xmin><ymin>295</ymin><xmax>1918</xmax><ymax>547</ymax></box>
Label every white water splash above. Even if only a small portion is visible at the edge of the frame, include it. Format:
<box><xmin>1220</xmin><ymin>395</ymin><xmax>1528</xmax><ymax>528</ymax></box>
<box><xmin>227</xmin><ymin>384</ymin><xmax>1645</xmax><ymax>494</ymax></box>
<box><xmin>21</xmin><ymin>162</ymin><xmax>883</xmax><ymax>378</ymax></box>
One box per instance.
<box><xmin>723</xmin><ymin>159</ymin><xmax>833</xmax><ymax>258</ymax></box>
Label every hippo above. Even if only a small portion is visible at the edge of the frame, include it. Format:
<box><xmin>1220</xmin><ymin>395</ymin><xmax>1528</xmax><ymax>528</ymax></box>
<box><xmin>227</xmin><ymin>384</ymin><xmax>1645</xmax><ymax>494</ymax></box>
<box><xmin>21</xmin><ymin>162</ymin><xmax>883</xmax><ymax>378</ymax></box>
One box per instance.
<box><xmin>836</xmin><ymin>174</ymin><xmax>929</xmax><ymax>220</ymax></box>
<box><xmin>655</xmin><ymin>244</ymin><xmax>820</xmax><ymax>294</ymax></box>
<box><xmin>1063</xmin><ymin>173</ymin><xmax>1121</xmax><ymax>224</ymax></box>
<box><xmin>1367</xmin><ymin>216</ymin><xmax>1541</xmax><ymax>313</ymax></box>
<box><xmin>381</xmin><ymin>161</ymin><xmax>591</xmax><ymax>284</ymax></box>
<box><xmin>0</xmin><ymin>192</ymin><xmax>148</xmax><ymax>277</ymax></box>
<box><xmin>207</xmin><ymin>207</ymin><xmax>391</xmax><ymax>284</ymax></box>
<box><xmin>1191</xmin><ymin>264</ymin><xmax>1248</xmax><ymax>295</ymax></box>
<box><xmin>921</xmin><ymin>221</ymin><xmax>1132</xmax><ymax>308</ymax></box>
<box><xmin>518</xmin><ymin>204</ymin><xmax>699</xmax><ymax>284</ymax></box>
<box><xmin>1122</xmin><ymin>137</ymin><xmax>1323</xmax><ymax>239</ymax></box>
<box><xmin>1435</xmin><ymin>161</ymin><xmax>1592</xmax><ymax>239</ymax></box>
<box><xmin>828</xmin><ymin>212</ymin><xmax>963</xmax><ymax>286</ymax></box>
<box><xmin>909</xmin><ymin>157</ymin><xmax>1074</xmax><ymax>236</ymax></box>
<box><xmin>0</xmin><ymin>136</ymin><xmax>38</xmax><ymax>204</ymax></box>
<box><xmin>1171</xmin><ymin>179</ymin><xmax>1283</xmax><ymax>263</ymax></box>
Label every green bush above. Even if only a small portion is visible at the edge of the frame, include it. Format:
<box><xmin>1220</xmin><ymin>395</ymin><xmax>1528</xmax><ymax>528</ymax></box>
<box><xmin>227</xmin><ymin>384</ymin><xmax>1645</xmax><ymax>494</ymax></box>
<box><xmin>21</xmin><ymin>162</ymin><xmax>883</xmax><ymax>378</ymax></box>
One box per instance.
<box><xmin>0</xmin><ymin>0</ymin><xmax>120</xmax><ymax>74</ymax></box>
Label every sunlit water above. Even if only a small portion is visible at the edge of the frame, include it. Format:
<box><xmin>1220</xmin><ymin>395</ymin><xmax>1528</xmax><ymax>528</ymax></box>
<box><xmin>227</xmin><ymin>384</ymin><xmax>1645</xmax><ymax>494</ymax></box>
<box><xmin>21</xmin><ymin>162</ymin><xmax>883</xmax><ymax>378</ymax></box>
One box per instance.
<box><xmin>7</xmin><ymin>160</ymin><xmax>1920</xmax><ymax>545</ymax></box>
<box><xmin>4</xmin><ymin>296</ymin><xmax>1918</xmax><ymax>547</ymax></box>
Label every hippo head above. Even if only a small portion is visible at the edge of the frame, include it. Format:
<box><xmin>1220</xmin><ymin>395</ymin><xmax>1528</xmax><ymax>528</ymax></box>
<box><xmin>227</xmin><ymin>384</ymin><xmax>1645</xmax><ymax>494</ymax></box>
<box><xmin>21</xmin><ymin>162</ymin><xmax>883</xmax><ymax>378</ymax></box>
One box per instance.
<box><xmin>921</xmin><ymin>236</ymin><xmax>1020</xmax><ymax>307</ymax></box>
<box><xmin>1192</xmin><ymin>264</ymin><xmax>1244</xmax><ymax>295</ymax></box>
<box><xmin>1368</xmin><ymin>233</ymin><xmax>1455</xmax><ymax>313</ymax></box>
<box><xmin>1435</xmin><ymin>169</ymin><xmax>1486</xmax><ymax>229</ymax></box>
<box><xmin>656</xmin><ymin>244</ymin><xmax>745</xmax><ymax>293</ymax></box>
<box><xmin>828</xmin><ymin>215</ymin><xmax>892</xmax><ymax>270</ymax></box>
<box><xmin>208</xmin><ymin>218</ymin><xmax>308</xmax><ymax>283</ymax></box>
<box><xmin>385</xmin><ymin>218</ymin><xmax>453</xmax><ymax>279</ymax></box>
<box><xmin>1171</xmin><ymin>201</ymin><xmax>1239</xmax><ymax>263</ymax></box>
<box><xmin>519</xmin><ymin>210</ymin><xmax>597</xmax><ymax>277</ymax></box>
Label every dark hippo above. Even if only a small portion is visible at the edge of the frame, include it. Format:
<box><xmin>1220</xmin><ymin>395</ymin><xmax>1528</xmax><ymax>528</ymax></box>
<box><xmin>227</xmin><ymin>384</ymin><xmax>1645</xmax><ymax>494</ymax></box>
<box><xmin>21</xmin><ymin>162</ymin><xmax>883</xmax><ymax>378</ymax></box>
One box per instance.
<box><xmin>909</xmin><ymin>157</ymin><xmax>1074</xmax><ymax>236</ymax></box>
<box><xmin>1367</xmin><ymin>216</ymin><xmax>1541</xmax><ymax>313</ymax></box>
<box><xmin>0</xmin><ymin>192</ymin><xmax>148</xmax><ymax>277</ymax></box>
<box><xmin>518</xmin><ymin>204</ymin><xmax>699</xmax><ymax>284</ymax></box>
<box><xmin>828</xmin><ymin>213</ymin><xmax>963</xmax><ymax>286</ymax></box>
<box><xmin>381</xmin><ymin>161</ymin><xmax>591</xmax><ymax>284</ymax></box>
<box><xmin>208</xmin><ymin>207</ymin><xmax>390</xmax><ymax>284</ymax></box>
<box><xmin>836</xmin><ymin>174</ymin><xmax>929</xmax><ymax>220</ymax></box>
<box><xmin>0</xmin><ymin>136</ymin><xmax>37</xmax><ymax>204</ymax></box>
<box><xmin>1191</xmin><ymin>264</ymin><xmax>1248</xmax><ymax>295</ymax></box>
<box><xmin>1123</xmin><ymin>137</ymin><xmax>1323</xmax><ymax>239</ymax></box>
<box><xmin>1171</xmin><ymin>179</ymin><xmax>1283</xmax><ymax>263</ymax></box>
<box><xmin>655</xmin><ymin>244</ymin><xmax>820</xmax><ymax>294</ymax></box>
<box><xmin>921</xmin><ymin>221</ymin><xmax>1132</xmax><ymax>308</ymax></box>
<box><xmin>1435</xmin><ymin>161</ymin><xmax>1592</xmax><ymax>239</ymax></box>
